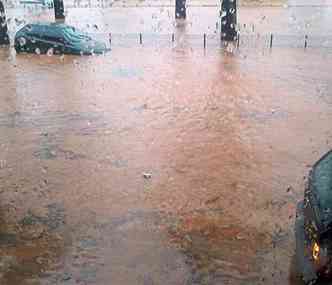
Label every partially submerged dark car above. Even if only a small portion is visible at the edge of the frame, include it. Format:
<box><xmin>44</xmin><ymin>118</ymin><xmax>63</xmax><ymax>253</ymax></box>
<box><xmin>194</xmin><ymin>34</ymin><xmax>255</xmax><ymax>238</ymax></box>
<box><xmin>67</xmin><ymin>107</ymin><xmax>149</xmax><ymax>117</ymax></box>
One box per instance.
<box><xmin>296</xmin><ymin>150</ymin><xmax>332</xmax><ymax>284</ymax></box>
<box><xmin>14</xmin><ymin>23</ymin><xmax>107</xmax><ymax>55</ymax></box>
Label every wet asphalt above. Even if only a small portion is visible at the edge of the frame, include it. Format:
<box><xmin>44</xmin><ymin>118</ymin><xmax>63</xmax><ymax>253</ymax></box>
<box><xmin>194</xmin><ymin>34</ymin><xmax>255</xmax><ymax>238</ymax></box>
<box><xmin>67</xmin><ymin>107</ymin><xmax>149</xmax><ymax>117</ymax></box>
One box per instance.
<box><xmin>0</xmin><ymin>2</ymin><xmax>332</xmax><ymax>285</ymax></box>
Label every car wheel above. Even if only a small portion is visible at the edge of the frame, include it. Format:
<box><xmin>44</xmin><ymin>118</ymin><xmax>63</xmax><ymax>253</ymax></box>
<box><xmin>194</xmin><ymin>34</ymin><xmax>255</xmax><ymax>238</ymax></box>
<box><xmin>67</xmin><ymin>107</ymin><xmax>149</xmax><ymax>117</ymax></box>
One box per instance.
<box><xmin>38</xmin><ymin>44</ymin><xmax>50</xmax><ymax>55</ymax></box>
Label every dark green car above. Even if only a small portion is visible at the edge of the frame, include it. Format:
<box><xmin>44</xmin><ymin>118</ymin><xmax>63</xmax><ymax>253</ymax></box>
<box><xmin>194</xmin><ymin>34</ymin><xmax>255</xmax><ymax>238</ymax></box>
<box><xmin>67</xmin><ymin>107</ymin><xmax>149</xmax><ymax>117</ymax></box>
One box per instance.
<box><xmin>296</xmin><ymin>150</ymin><xmax>332</xmax><ymax>284</ymax></box>
<box><xmin>14</xmin><ymin>23</ymin><xmax>107</xmax><ymax>55</ymax></box>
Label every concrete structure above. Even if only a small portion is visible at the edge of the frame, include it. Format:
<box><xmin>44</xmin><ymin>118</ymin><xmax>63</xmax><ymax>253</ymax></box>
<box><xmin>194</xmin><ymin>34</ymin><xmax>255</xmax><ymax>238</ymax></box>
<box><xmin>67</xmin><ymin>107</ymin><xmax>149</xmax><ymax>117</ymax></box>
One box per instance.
<box><xmin>221</xmin><ymin>0</ymin><xmax>237</xmax><ymax>41</ymax></box>
<box><xmin>54</xmin><ymin>0</ymin><xmax>65</xmax><ymax>19</ymax></box>
<box><xmin>0</xmin><ymin>0</ymin><xmax>9</xmax><ymax>45</ymax></box>
<box><xmin>175</xmin><ymin>0</ymin><xmax>186</xmax><ymax>19</ymax></box>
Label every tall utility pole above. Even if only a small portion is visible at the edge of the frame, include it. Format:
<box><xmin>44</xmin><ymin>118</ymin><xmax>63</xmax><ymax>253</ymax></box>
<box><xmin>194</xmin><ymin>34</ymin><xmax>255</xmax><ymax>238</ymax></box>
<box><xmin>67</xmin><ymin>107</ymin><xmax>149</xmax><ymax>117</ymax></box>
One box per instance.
<box><xmin>54</xmin><ymin>0</ymin><xmax>65</xmax><ymax>20</ymax></box>
<box><xmin>0</xmin><ymin>0</ymin><xmax>9</xmax><ymax>45</ymax></box>
<box><xmin>175</xmin><ymin>0</ymin><xmax>186</xmax><ymax>19</ymax></box>
<box><xmin>220</xmin><ymin>0</ymin><xmax>237</xmax><ymax>41</ymax></box>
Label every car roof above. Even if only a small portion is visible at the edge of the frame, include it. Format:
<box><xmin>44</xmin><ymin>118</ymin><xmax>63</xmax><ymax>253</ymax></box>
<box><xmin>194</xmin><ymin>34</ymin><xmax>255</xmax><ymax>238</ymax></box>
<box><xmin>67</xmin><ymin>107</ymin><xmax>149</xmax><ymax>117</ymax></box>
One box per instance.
<box><xmin>16</xmin><ymin>23</ymin><xmax>79</xmax><ymax>38</ymax></box>
<box><xmin>22</xmin><ymin>23</ymin><xmax>73</xmax><ymax>33</ymax></box>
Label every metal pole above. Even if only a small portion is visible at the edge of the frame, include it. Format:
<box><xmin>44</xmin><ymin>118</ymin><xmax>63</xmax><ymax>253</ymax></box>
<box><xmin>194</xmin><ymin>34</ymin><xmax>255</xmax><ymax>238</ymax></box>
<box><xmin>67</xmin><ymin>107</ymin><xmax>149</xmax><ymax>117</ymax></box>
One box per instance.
<box><xmin>203</xmin><ymin>33</ymin><xmax>206</xmax><ymax>49</ymax></box>
<box><xmin>54</xmin><ymin>0</ymin><xmax>65</xmax><ymax>20</ymax></box>
<box><xmin>139</xmin><ymin>33</ymin><xmax>142</xmax><ymax>44</ymax></box>
<box><xmin>109</xmin><ymin>33</ymin><xmax>111</xmax><ymax>48</ymax></box>
<box><xmin>270</xmin><ymin>33</ymin><xmax>273</xmax><ymax>49</ymax></box>
<box><xmin>220</xmin><ymin>0</ymin><xmax>237</xmax><ymax>41</ymax></box>
<box><xmin>304</xmin><ymin>35</ymin><xmax>308</xmax><ymax>49</ymax></box>
<box><xmin>237</xmin><ymin>32</ymin><xmax>240</xmax><ymax>48</ymax></box>
<box><xmin>0</xmin><ymin>1</ymin><xmax>9</xmax><ymax>45</ymax></box>
<box><xmin>175</xmin><ymin>0</ymin><xmax>186</xmax><ymax>19</ymax></box>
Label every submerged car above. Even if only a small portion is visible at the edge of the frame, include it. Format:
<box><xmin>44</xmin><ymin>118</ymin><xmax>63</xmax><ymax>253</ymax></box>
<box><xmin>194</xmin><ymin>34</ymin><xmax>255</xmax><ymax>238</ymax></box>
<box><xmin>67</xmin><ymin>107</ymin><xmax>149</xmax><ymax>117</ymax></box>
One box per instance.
<box><xmin>14</xmin><ymin>23</ymin><xmax>107</xmax><ymax>55</ymax></box>
<box><xmin>296</xmin><ymin>150</ymin><xmax>332</xmax><ymax>284</ymax></box>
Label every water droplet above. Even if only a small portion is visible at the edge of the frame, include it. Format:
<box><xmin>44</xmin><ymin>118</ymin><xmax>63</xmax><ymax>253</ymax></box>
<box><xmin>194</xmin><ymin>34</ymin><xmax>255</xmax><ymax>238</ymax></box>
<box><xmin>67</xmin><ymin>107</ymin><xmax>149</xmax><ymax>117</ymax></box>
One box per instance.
<box><xmin>47</xmin><ymin>48</ymin><xmax>54</xmax><ymax>56</ymax></box>
<box><xmin>18</xmin><ymin>37</ymin><xmax>26</xmax><ymax>46</ymax></box>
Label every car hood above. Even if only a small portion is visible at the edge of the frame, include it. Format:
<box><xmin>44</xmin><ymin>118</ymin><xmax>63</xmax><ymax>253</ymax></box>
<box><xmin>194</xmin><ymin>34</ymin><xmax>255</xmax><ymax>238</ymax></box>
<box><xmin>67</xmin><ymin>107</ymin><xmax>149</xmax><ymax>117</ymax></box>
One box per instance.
<box><xmin>70</xmin><ymin>38</ymin><xmax>107</xmax><ymax>54</ymax></box>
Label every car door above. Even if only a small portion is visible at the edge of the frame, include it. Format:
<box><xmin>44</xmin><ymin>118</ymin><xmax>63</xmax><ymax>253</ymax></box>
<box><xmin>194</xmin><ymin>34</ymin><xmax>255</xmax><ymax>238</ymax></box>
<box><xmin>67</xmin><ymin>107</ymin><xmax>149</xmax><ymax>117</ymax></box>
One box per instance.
<box><xmin>25</xmin><ymin>26</ymin><xmax>43</xmax><ymax>53</ymax></box>
<box><xmin>39</xmin><ymin>27</ymin><xmax>65</xmax><ymax>54</ymax></box>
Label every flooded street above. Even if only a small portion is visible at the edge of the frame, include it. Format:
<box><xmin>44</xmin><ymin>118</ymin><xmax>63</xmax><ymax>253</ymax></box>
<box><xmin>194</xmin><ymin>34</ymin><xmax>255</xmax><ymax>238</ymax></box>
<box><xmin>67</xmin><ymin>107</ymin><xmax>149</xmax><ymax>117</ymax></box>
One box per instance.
<box><xmin>1</xmin><ymin>2</ymin><xmax>332</xmax><ymax>284</ymax></box>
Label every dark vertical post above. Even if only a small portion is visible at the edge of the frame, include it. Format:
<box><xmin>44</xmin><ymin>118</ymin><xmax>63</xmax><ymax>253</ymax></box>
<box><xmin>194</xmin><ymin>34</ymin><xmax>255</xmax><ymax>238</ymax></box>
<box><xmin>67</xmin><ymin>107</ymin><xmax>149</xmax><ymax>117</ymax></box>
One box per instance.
<box><xmin>0</xmin><ymin>1</ymin><xmax>9</xmax><ymax>45</ymax></box>
<box><xmin>54</xmin><ymin>0</ymin><xmax>65</xmax><ymax>20</ymax></box>
<box><xmin>220</xmin><ymin>0</ymin><xmax>237</xmax><ymax>41</ymax></box>
<box><xmin>270</xmin><ymin>33</ymin><xmax>273</xmax><ymax>48</ymax></box>
<box><xmin>304</xmin><ymin>35</ymin><xmax>308</xmax><ymax>49</ymax></box>
<box><xmin>203</xmin><ymin>33</ymin><xmax>206</xmax><ymax>48</ymax></box>
<box><xmin>237</xmin><ymin>32</ymin><xmax>240</xmax><ymax>48</ymax></box>
<box><xmin>139</xmin><ymin>33</ymin><xmax>142</xmax><ymax>44</ymax></box>
<box><xmin>109</xmin><ymin>33</ymin><xmax>111</xmax><ymax>48</ymax></box>
<box><xmin>175</xmin><ymin>0</ymin><xmax>186</xmax><ymax>19</ymax></box>
<box><xmin>171</xmin><ymin>33</ymin><xmax>174</xmax><ymax>42</ymax></box>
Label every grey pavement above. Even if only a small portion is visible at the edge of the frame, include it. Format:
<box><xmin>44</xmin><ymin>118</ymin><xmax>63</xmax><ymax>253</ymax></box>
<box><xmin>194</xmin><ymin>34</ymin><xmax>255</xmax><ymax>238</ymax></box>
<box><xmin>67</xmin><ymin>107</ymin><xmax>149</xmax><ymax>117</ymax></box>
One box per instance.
<box><xmin>4</xmin><ymin>4</ymin><xmax>332</xmax><ymax>41</ymax></box>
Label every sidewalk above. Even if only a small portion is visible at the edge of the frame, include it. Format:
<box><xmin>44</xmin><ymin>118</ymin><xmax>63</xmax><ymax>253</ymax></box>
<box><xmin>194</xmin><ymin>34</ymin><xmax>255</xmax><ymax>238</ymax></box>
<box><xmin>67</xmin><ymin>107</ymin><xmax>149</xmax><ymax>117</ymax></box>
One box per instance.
<box><xmin>4</xmin><ymin>0</ymin><xmax>332</xmax><ymax>39</ymax></box>
<box><xmin>4</xmin><ymin>0</ymin><xmax>332</xmax><ymax>9</ymax></box>
<box><xmin>106</xmin><ymin>0</ymin><xmax>285</xmax><ymax>8</ymax></box>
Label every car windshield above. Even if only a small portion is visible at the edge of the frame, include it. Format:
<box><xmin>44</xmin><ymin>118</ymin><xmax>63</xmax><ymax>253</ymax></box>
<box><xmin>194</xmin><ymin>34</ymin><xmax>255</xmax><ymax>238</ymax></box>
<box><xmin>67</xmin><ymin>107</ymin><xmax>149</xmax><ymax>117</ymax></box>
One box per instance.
<box><xmin>63</xmin><ymin>26</ymin><xmax>91</xmax><ymax>43</ymax></box>
<box><xmin>37</xmin><ymin>25</ymin><xmax>65</xmax><ymax>41</ymax></box>
<box><xmin>312</xmin><ymin>151</ymin><xmax>332</xmax><ymax>211</ymax></box>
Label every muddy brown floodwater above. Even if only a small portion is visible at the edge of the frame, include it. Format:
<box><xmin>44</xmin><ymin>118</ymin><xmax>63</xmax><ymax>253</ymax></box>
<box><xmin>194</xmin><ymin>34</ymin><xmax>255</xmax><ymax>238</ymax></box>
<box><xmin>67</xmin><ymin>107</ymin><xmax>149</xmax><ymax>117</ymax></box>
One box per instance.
<box><xmin>0</xmin><ymin>43</ymin><xmax>331</xmax><ymax>285</ymax></box>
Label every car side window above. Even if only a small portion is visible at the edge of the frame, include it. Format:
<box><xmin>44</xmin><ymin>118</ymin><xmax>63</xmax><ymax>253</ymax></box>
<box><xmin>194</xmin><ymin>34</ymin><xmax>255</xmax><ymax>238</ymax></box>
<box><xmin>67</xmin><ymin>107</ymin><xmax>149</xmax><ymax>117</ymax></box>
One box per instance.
<box><xmin>26</xmin><ymin>26</ymin><xmax>41</xmax><ymax>39</ymax></box>
<box><xmin>28</xmin><ymin>32</ymin><xmax>39</xmax><ymax>38</ymax></box>
<box><xmin>44</xmin><ymin>35</ymin><xmax>61</xmax><ymax>43</ymax></box>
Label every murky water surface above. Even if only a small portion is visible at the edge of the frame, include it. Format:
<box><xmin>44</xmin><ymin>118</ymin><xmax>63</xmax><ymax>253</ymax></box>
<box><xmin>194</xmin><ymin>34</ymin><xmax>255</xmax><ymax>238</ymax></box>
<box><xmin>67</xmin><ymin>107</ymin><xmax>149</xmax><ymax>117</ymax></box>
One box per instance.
<box><xmin>0</xmin><ymin>36</ymin><xmax>332</xmax><ymax>285</ymax></box>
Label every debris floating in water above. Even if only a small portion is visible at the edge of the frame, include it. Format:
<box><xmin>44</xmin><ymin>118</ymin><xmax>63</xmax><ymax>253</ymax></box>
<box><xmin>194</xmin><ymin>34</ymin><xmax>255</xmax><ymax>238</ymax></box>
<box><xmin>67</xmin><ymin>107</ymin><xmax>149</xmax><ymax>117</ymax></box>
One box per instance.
<box><xmin>142</xmin><ymin>172</ymin><xmax>152</xmax><ymax>179</ymax></box>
